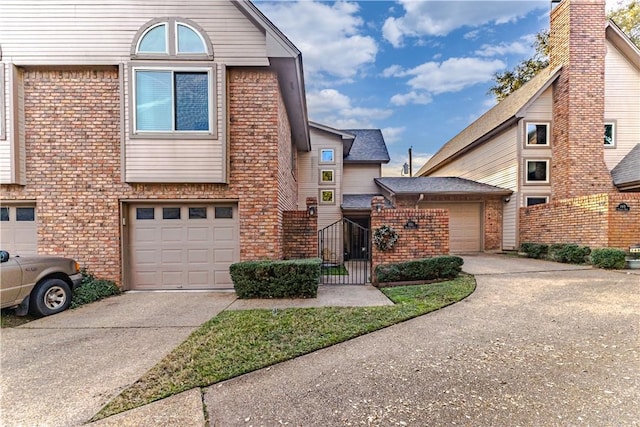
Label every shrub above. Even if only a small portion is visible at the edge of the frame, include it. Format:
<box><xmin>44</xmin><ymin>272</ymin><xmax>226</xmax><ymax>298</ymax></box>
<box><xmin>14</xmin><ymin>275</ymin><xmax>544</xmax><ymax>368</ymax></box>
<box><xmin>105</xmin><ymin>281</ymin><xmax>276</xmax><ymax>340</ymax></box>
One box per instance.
<box><xmin>375</xmin><ymin>256</ymin><xmax>463</xmax><ymax>284</ymax></box>
<box><xmin>230</xmin><ymin>258</ymin><xmax>321</xmax><ymax>299</ymax></box>
<box><xmin>70</xmin><ymin>270</ymin><xmax>121</xmax><ymax>308</ymax></box>
<box><xmin>519</xmin><ymin>242</ymin><xmax>548</xmax><ymax>259</ymax></box>
<box><xmin>548</xmin><ymin>243</ymin><xmax>591</xmax><ymax>264</ymax></box>
<box><xmin>590</xmin><ymin>248</ymin><xmax>626</xmax><ymax>269</ymax></box>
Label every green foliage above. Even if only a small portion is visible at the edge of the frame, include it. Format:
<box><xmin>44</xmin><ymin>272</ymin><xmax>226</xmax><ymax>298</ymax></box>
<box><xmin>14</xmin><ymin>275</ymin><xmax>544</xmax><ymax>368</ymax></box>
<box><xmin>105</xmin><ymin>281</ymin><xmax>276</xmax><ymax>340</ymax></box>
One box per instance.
<box><xmin>548</xmin><ymin>243</ymin><xmax>591</xmax><ymax>264</ymax></box>
<box><xmin>230</xmin><ymin>258</ymin><xmax>321</xmax><ymax>299</ymax></box>
<box><xmin>375</xmin><ymin>256</ymin><xmax>463</xmax><ymax>283</ymax></box>
<box><xmin>591</xmin><ymin>248</ymin><xmax>627</xmax><ymax>269</ymax></box>
<box><xmin>519</xmin><ymin>242</ymin><xmax>549</xmax><ymax>259</ymax></box>
<box><xmin>609</xmin><ymin>0</ymin><xmax>640</xmax><ymax>47</ymax></box>
<box><xmin>70</xmin><ymin>270</ymin><xmax>121</xmax><ymax>308</ymax></box>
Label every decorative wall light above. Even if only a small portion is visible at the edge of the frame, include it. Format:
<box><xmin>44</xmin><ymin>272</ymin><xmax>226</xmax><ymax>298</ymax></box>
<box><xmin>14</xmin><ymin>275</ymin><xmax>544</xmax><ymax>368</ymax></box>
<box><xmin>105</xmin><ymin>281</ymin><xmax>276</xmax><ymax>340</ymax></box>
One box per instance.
<box><xmin>308</xmin><ymin>205</ymin><xmax>317</xmax><ymax>216</ymax></box>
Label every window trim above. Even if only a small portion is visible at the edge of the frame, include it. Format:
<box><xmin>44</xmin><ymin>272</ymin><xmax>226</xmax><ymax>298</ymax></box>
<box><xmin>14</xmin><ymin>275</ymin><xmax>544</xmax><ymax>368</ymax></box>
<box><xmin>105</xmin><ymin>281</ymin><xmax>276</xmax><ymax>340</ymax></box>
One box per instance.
<box><xmin>130</xmin><ymin>65</ymin><xmax>216</xmax><ymax>137</ymax></box>
<box><xmin>524</xmin><ymin>121</ymin><xmax>550</xmax><ymax>147</ymax></box>
<box><xmin>524</xmin><ymin>159</ymin><xmax>550</xmax><ymax>185</ymax></box>
<box><xmin>319</xmin><ymin>189</ymin><xmax>335</xmax><ymax>205</ymax></box>
<box><xmin>319</xmin><ymin>148</ymin><xmax>335</xmax><ymax>164</ymax></box>
<box><xmin>131</xmin><ymin>17</ymin><xmax>213</xmax><ymax>60</ymax></box>
<box><xmin>604</xmin><ymin>121</ymin><xmax>616</xmax><ymax>148</ymax></box>
<box><xmin>0</xmin><ymin>63</ymin><xmax>5</xmax><ymax>140</ymax></box>
<box><xmin>319</xmin><ymin>169</ymin><xmax>335</xmax><ymax>184</ymax></box>
<box><xmin>524</xmin><ymin>195</ymin><xmax>549</xmax><ymax>207</ymax></box>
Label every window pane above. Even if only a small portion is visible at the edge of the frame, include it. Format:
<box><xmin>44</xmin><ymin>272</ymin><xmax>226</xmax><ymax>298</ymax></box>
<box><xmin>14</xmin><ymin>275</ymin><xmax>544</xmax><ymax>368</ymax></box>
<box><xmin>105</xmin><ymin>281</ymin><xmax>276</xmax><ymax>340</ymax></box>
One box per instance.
<box><xmin>136</xmin><ymin>208</ymin><xmax>154</xmax><ymax>220</ymax></box>
<box><xmin>527</xmin><ymin>124</ymin><xmax>547</xmax><ymax>145</ymax></box>
<box><xmin>604</xmin><ymin>124</ymin><xmax>614</xmax><ymax>145</ymax></box>
<box><xmin>16</xmin><ymin>207</ymin><xmax>35</xmax><ymax>221</ymax></box>
<box><xmin>175</xmin><ymin>72</ymin><xmax>209</xmax><ymax>131</ymax></box>
<box><xmin>527</xmin><ymin>161</ymin><xmax>548</xmax><ymax>182</ymax></box>
<box><xmin>215</xmin><ymin>207</ymin><xmax>233</xmax><ymax>219</ymax></box>
<box><xmin>321</xmin><ymin>170</ymin><xmax>334</xmax><ymax>182</ymax></box>
<box><xmin>0</xmin><ymin>207</ymin><xmax>9</xmax><ymax>221</ymax></box>
<box><xmin>136</xmin><ymin>71</ymin><xmax>172</xmax><ymax>131</ymax></box>
<box><xmin>138</xmin><ymin>24</ymin><xmax>167</xmax><ymax>53</ymax></box>
<box><xmin>320</xmin><ymin>149</ymin><xmax>334</xmax><ymax>163</ymax></box>
<box><xmin>163</xmin><ymin>207</ymin><xmax>181</xmax><ymax>219</ymax></box>
<box><xmin>177</xmin><ymin>24</ymin><xmax>206</xmax><ymax>53</ymax></box>
<box><xmin>526</xmin><ymin>197</ymin><xmax>548</xmax><ymax>206</ymax></box>
<box><xmin>189</xmin><ymin>207</ymin><xmax>207</xmax><ymax>219</ymax></box>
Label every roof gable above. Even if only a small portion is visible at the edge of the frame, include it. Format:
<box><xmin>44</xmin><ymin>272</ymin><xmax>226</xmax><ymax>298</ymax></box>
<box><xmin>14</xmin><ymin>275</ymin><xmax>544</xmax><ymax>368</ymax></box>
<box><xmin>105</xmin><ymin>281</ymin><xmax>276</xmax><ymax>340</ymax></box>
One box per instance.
<box><xmin>344</xmin><ymin>129</ymin><xmax>390</xmax><ymax>163</ymax></box>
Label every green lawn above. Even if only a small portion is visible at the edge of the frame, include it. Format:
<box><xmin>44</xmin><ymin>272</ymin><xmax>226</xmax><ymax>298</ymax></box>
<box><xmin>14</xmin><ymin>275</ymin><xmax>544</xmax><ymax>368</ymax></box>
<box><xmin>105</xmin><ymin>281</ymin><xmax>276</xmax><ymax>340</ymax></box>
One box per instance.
<box><xmin>321</xmin><ymin>264</ymin><xmax>349</xmax><ymax>275</ymax></box>
<box><xmin>95</xmin><ymin>275</ymin><xmax>475</xmax><ymax>420</ymax></box>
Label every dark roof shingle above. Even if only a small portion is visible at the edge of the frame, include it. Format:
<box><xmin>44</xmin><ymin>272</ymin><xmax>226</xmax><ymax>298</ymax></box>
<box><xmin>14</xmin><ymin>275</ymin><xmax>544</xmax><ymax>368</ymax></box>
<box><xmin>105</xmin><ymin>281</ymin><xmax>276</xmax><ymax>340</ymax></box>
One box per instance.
<box><xmin>375</xmin><ymin>177</ymin><xmax>512</xmax><ymax>195</ymax></box>
<box><xmin>344</xmin><ymin>129</ymin><xmax>390</xmax><ymax>163</ymax></box>
<box><xmin>611</xmin><ymin>144</ymin><xmax>640</xmax><ymax>189</ymax></box>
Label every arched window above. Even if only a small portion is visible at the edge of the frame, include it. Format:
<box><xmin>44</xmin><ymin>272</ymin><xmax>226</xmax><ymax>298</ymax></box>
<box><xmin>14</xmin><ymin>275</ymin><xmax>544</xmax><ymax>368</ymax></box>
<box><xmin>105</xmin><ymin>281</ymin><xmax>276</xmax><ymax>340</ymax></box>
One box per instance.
<box><xmin>132</xmin><ymin>18</ymin><xmax>213</xmax><ymax>59</ymax></box>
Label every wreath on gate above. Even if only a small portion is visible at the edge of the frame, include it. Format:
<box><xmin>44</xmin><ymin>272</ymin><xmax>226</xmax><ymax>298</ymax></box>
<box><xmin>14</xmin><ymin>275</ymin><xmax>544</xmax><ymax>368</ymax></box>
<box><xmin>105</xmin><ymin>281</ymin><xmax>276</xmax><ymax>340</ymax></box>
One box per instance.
<box><xmin>373</xmin><ymin>225</ymin><xmax>399</xmax><ymax>251</ymax></box>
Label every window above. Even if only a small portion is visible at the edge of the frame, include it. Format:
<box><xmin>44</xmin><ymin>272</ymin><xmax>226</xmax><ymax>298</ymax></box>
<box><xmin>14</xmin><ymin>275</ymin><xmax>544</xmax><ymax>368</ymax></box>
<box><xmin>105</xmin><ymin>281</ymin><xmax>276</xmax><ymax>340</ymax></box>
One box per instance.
<box><xmin>189</xmin><ymin>207</ymin><xmax>207</xmax><ymax>219</ymax></box>
<box><xmin>320</xmin><ymin>189</ymin><xmax>335</xmax><ymax>204</ymax></box>
<box><xmin>525</xmin><ymin>160</ymin><xmax>549</xmax><ymax>184</ymax></box>
<box><xmin>134</xmin><ymin>69</ymin><xmax>211</xmax><ymax>132</ymax></box>
<box><xmin>134</xmin><ymin>19</ymin><xmax>210</xmax><ymax>58</ymax></box>
<box><xmin>604</xmin><ymin>122</ymin><xmax>615</xmax><ymax>147</ymax></box>
<box><xmin>136</xmin><ymin>207</ymin><xmax>155</xmax><ymax>220</ymax></box>
<box><xmin>16</xmin><ymin>207</ymin><xmax>35</xmax><ymax>221</ymax></box>
<box><xmin>0</xmin><ymin>207</ymin><xmax>8</xmax><ymax>221</ymax></box>
<box><xmin>319</xmin><ymin>149</ymin><xmax>335</xmax><ymax>164</ymax></box>
<box><xmin>162</xmin><ymin>207</ymin><xmax>181</xmax><ymax>219</ymax></box>
<box><xmin>525</xmin><ymin>196</ymin><xmax>549</xmax><ymax>206</ymax></box>
<box><xmin>320</xmin><ymin>169</ymin><xmax>334</xmax><ymax>184</ymax></box>
<box><xmin>525</xmin><ymin>123</ymin><xmax>549</xmax><ymax>146</ymax></box>
<box><xmin>215</xmin><ymin>207</ymin><xmax>233</xmax><ymax>219</ymax></box>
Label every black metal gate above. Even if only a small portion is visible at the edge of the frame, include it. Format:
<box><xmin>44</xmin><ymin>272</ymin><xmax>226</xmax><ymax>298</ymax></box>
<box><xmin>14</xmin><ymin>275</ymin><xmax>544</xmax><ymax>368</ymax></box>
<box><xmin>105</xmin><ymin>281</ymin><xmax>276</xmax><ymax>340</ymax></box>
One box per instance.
<box><xmin>319</xmin><ymin>218</ymin><xmax>370</xmax><ymax>284</ymax></box>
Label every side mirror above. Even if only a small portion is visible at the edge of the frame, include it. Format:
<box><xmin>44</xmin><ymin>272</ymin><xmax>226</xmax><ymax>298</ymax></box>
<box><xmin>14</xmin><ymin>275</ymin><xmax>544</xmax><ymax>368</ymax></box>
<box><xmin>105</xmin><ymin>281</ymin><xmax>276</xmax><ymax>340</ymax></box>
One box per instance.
<box><xmin>0</xmin><ymin>251</ymin><xmax>9</xmax><ymax>263</ymax></box>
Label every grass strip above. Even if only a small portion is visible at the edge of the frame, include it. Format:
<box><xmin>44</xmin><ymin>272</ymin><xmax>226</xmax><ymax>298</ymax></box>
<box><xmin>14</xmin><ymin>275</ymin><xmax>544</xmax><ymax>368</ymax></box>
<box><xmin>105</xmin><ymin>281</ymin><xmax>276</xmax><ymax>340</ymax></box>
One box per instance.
<box><xmin>95</xmin><ymin>275</ymin><xmax>475</xmax><ymax>420</ymax></box>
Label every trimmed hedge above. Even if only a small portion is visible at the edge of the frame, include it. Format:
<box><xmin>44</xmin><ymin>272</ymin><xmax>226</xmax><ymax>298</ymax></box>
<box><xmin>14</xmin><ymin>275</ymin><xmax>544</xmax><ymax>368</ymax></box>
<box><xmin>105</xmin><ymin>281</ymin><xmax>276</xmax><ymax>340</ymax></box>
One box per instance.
<box><xmin>548</xmin><ymin>243</ymin><xmax>591</xmax><ymax>264</ymax></box>
<box><xmin>519</xmin><ymin>242</ymin><xmax>548</xmax><ymax>259</ymax></box>
<box><xmin>591</xmin><ymin>248</ymin><xmax>626</xmax><ymax>269</ymax></box>
<box><xmin>230</xmin><ymin>258</ymin><xmax>321</xmax><ymax>299</ymax></box>
<box><xmin>375</xmin><ymin>256</ymin><xmax>464</xmax><ymax>284</ymax></box>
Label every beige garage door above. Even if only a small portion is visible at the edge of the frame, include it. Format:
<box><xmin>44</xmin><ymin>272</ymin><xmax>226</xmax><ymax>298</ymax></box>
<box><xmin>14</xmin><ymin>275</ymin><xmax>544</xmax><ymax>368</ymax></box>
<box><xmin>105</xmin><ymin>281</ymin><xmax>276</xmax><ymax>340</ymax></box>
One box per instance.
<box><xmin>0</xmin><ymin>205</ymin><xmax>38</xmax><ymax>255</ymax></box>
<box><xmin>128</xmin><ymin>204</ymin><xmax>239</xmax><ymax>290</ymax></box>
<box><xmin>420</xmin><ymin>202</ymin><xmax>482</xmax><ymax>253</ymax></box>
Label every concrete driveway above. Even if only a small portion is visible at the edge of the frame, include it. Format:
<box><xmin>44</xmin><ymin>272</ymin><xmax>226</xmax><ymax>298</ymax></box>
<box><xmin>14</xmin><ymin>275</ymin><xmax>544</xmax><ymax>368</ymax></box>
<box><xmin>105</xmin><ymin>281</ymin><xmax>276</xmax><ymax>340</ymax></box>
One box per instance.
<box><xmin>0</xmin><ymin>291</ymin><xmax>237</xmax><ymax>427</ymax></box>
<box><xmin>206</xmin><ymin>255</ymin><xmax>640</xmax><ymax>426</ymax></box>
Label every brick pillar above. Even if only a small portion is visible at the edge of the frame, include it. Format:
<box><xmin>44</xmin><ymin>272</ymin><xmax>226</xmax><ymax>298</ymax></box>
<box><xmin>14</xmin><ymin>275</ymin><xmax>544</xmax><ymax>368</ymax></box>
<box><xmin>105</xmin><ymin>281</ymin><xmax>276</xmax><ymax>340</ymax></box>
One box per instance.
<box><xmin>549</xmin><ymin>0</ymin><xmax>615</xmax><ymax>199</ymax></box>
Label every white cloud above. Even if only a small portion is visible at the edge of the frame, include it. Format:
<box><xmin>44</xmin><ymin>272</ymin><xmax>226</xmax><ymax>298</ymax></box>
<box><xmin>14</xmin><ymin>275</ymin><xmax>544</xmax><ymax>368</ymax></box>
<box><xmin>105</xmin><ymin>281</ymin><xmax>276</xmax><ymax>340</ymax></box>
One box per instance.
<box><xmin>306</xmin><ymin>89</ymin><xmax>393</xmax><ymax>129</ymax></box>
<box><xmin>474</xmin><ymin>40</ymin><xmax>531</xmax><ymax>57</ymax></box>
<box><xmin>257</xmin><ymin>1</ymin><xmax>377</xmax><ymax>80</ymax></box>
<box><xmin>390</xmin><ymin>91</ymin><xmax>433</xmax><ymax>106</ymax></box>
<box><xmin>381</xmin><ymin>127</ymin><xmax>406</xmax><ymax>144</ymax></box>
<box><xmin>382</xmin><ymin>0</ymin><xmax>547</xmax><ymax>47</ymax></box>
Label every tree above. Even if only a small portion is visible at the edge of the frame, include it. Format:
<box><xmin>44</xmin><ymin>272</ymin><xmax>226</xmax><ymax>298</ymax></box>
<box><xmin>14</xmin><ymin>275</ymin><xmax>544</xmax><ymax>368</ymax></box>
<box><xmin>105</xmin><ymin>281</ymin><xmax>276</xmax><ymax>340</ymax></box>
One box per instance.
<box><xmin>488</xmin><ymin>1</ymin><xmax>639</xmax><ymax>101</ymax></box>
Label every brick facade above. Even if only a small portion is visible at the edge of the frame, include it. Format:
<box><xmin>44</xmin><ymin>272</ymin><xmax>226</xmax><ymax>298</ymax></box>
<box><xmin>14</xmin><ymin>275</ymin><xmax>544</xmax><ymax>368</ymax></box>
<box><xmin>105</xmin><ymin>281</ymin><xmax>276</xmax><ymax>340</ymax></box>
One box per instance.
<box><xmin>282</xmin><ymin>198</ymin><xmax>318</xmax><ymax>260</ymax></box>
<box><xmin>549</xmin><ymin>0</ymin><xmax>615</xmax><ymax>199</ymax></box>
<box><xmin>519</xmin><ymin>193</ymin><xmax>640</xmax><ymax>249</ymax></box>
<box><xmin>0</xmin><ymin>67</ymin><xmax>301</xmax><ymax>285</ymax></box>
<box><xmin>370</xmin><ymin>196</ymin><xmax>449</xmax><ymax>283</ymax></box>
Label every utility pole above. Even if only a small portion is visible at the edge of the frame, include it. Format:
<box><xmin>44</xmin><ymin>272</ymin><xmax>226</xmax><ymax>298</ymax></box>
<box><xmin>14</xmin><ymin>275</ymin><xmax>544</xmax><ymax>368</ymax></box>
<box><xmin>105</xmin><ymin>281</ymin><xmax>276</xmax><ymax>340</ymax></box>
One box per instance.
<box><xmin>408</xmin><ymin>146</ymin><xmax>413</xmax><ymax>177</ymax></box>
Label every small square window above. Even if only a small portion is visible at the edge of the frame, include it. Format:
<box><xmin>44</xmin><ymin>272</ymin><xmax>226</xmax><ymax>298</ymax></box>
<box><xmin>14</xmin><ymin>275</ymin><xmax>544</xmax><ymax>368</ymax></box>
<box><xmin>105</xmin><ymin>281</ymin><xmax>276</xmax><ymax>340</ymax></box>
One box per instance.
<box><xmin>136</xmin><ymin>207</ymin><xmax>155</xmax><ymax>220</ymax></box>
<box><xmin>526</xmin><ymin>123</ymin><xmax>549</xmax><ymax>146</ymax></box>
<box><xmin>320</xmin><ymin>189</ymin><xmax>335</xmax><ymax>204</ymax></box>
<box><xmin>320</xmin><ymin>149</ymin><xmax>335</xmax><ymax>163</ymax></box>
<box><xmin>189</xmin><ymin>207</ymin><xmax>207</xmax><ymax>219</ymax></box>
<box><xmin>525</xmin><ymin>196</ymin><xmax>549</xmax><ymax>207</ymax></box>
<box><xmin>16</xmin><ymin>207</ymin><xmax>35</xmax><ymax>221</ymax></box>
<box><xmin>320</xmin><ymin>169</ymin><xmax>334</xmax><ymax>184</ymax></box>
<box><xmin>163</xmin><ymin>207</ymin><xmax>181</xmax><ymax>219</ymax></box>
<box><xmin>525</xmin><ymin>160</ymin><xmax>549</xmax><ymax>184</ymax></box>
<box><xmin>1</xmin><ymin>207</ymin><xmax>9</xmax><ymax>221</ymax></box>
<box><xmin>604</xmin><ymin>123</ymin><xmax>615</xmax><ymax>147</ymax></box>
<box><xmin>215</xmin><ymin>207</ymin><xmax>233</xmax><ymax>219</ymax></box>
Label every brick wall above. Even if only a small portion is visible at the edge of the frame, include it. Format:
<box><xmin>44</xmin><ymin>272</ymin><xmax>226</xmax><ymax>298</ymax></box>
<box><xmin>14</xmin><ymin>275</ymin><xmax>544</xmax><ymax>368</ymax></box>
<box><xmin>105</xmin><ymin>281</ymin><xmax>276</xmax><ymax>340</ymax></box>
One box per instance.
<box><xmin>283</xmin><ymin>198</ymin><xmax>318</xmax><ymax>259</ymax></box>
<box><xmin>370</xmin><ymin>196</ymin><xmax>449</xmax><ymax>283</ymax></box>
<box><xmin>549</xmin><ymin>0</ymin><xmax>615</xmax><ymax>199</ymax></box>
<box><xmin>519</xmin><ymin>192</ymin><xmax>640</xmax><ymax>249</ymax></box>
<box><xmin>0</xmin><ymin>67</ymin><xmax>297</xmax><ymax>284</ymax></box>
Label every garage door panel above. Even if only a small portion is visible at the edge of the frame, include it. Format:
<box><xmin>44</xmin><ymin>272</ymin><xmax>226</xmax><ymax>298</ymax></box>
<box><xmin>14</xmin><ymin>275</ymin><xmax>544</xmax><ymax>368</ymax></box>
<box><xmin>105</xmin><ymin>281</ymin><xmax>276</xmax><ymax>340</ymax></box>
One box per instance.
<box><xmin>161</xmin><ymin>227</ymin><xmax>184</xmax><ymax>241</ymax></box>
<box><xmin>1</xmin><ymin>206</ymin><xmax>38</xmax><ymax>256</ymax></box>
<box><xmin>214</xmin><ymin>270</ymin><xmax>232</xmax><ymax>286</ymax></box>
<box><xmin>214</xmin><ymin>248</ymin><xmax>234</xmax><ymax>263</ymax></box>
<box><xmin>420</xmin><ymin>202</ymin><xmax>482</xmax><ymax>253</ymax></box>
<box><xmin>188</xmin><ymin>249</ymin><xmax>210</xmax><ymax>263</ymax></box>
<box><xmin>187</xmin><ymin>227</ymin><xmax>211</xmax><ymax>241</ymax></box>
<box><xmin>188</xmin><ymin>271</ymin><xmax>210</xmax><ymax>286</ymax></box>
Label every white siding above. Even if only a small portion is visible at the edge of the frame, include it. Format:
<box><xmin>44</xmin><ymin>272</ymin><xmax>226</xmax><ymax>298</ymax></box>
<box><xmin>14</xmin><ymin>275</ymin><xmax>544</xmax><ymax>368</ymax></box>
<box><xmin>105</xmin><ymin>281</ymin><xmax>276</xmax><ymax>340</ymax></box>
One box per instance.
<box><xmin>604</xmin><ymin>39</ymin><xmax>640</xmax><ymax>170</ymax></box>
<box><xmin>0</xmin><ymin>63</ymin><xmax>9</xmax><ymax>182</ymax></box>
<box><xmin>0</xmin><ymin>64</ymin><xmax>25</xmax><ymax>185</ymax></box>
<box><xmin>342</xmin><ymin>164</ymin><xmax>380</xmax><ymax>195</ymax></box>
<box><xmin>0</xmin><ymin>1</ymin><xmax>269</xmax><ymax>66</ymax></box>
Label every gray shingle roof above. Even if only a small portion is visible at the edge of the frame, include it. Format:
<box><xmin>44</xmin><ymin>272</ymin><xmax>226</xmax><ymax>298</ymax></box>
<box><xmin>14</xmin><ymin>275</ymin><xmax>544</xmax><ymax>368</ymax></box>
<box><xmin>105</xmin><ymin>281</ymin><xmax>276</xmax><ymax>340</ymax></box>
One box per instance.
<box><xmin>611</xmin><ymin>144</ymin><xmax>640</xmax><ymax>189</ymax></box>
<box><xmin>344</xmin><ymin>129</ymin><xmax>390</xmax><ymax>163</ymax></box>
<box><xmin>341</xmin><ymin>194</ymin><xmax>392</xmax><ymax>210</ymax></box>
<box><xmin>375</xmin><ymin>177</ymin><xmax>512</xmax><ymax>195</ymax></box>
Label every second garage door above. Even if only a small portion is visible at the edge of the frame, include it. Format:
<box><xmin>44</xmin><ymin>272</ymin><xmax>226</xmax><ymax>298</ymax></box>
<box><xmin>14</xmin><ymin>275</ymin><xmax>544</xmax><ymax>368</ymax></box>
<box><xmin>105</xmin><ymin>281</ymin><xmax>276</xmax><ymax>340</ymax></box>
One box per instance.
<box><xmin>128</xmin><ymin>204</ymin><xmax>239</xmax><ymax>290</ymax></box>
<box><xmin>420</xmin><ymin>202</ymin><xmax>482</xmax><ymax>253</ymax></box>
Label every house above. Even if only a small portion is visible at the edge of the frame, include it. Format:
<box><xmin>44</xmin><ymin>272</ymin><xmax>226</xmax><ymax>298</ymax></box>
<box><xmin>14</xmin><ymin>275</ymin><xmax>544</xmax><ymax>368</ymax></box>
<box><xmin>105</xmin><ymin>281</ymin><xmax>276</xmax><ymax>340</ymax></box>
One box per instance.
<box><xmin>0</xmin><ymin>0</ymin><xmax>389</xmax><ymax>289</ymax></box>
<box><xmin>415</xmin><ymin>0</ymin><xmax>640</xmax><ymax>251</ymax></box>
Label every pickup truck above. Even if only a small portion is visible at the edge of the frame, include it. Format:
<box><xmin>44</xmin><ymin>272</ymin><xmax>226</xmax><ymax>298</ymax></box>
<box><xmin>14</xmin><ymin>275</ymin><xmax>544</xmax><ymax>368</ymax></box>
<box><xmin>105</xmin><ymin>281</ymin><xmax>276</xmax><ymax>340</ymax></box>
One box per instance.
<box><xmin>0</xmin><ymin>250</ymin><xmax>83</xmax><ymax>317</ymax></box>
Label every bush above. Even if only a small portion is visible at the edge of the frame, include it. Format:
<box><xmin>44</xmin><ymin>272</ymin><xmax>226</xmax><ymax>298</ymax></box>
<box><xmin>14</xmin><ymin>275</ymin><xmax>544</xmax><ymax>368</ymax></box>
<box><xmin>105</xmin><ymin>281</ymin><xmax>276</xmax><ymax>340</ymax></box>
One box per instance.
<box><xmin>548</xmin><ymin>243</ymin><xmax>591</xmax><ymax>264</ymax></box>
<box><xmin>519</xmin><ymin>242</ymin><xmax>548</xmax><ymax>259</ymax></box>
<box><xmin>70</xmin><ymin>270</ymin><xmax>121</xmax><ymax>308</ymax></box>
<box><xmin>590</xmin><ymin>248</ymin><xmax>626</xmax><ymax>269</ymax></box>
<box><xmin>375</xmin><ymin>256</ymin><xmax>463</xmax><ymax>284</ymax></box>
<box><xmin>230</xmin><ymin>258</ymin><xmax>321</xmax><ymax>299</ymax></box>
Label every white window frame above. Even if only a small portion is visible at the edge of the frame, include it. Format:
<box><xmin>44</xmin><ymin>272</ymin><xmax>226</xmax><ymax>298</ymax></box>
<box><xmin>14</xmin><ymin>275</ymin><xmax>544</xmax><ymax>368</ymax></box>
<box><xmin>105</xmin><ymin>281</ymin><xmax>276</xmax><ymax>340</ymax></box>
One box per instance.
<box><xmin>319</xmin><ymin>189</ymin><xmax>335</xmax><ymax>205</ymax></box>
<box><xmin>131</xmin><ymin>66</ymin><xmax>214</xmax><ymax>135</ymax></box>
<box><xmin>525</xmin><ymin>122</ymin><xmax>550</xmax><ymax>147</ymax></box>
<box><xmin>524</xmin><ymin>159</ymin><xmax>550</xmax><ymax>184</ymax></box>
<box><xmin>525</xmin><ymin>195</ymin><xmax>549</xmax><ymax>207</ymax></box>
<box><xmin>604</xmin><ymin>122</ymin><xmax>616</xmax><ymax>148</ymax></box>
<box><xmin>319</xmin><ymin>169</ymin><xmax>335</xmax><ymax>184</ymax></box>
<box><xmin>175</xmin><ymin>22</ymin><xmax>208</xmax><ymax>55</ymax></box>
<box><xmin>319</xmin><ymin>148</ymin><xmax>335</xmax><ymax>164</ymax></box>
<box><xmin>136</xmin><ymin>23</ymin><xmax>169</xmax><ymax>55</ymax></box>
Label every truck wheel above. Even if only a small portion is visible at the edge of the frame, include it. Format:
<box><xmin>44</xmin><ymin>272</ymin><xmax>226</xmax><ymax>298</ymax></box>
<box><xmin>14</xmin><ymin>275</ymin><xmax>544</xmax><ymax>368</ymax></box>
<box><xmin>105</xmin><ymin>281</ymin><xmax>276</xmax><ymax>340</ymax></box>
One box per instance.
<box><xmin>30</xmin><ymin>278</ymin><xmax>72</xmax><ymax>317</ymax></box>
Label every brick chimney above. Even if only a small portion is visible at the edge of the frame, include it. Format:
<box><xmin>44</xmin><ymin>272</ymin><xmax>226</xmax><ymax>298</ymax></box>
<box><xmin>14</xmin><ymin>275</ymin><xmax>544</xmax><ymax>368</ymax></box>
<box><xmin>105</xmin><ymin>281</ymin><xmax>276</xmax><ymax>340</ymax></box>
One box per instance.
<box><xmin>549</xmin><ymin>0</ymin><xmax>615</xmax><ymax>199</ymax></box>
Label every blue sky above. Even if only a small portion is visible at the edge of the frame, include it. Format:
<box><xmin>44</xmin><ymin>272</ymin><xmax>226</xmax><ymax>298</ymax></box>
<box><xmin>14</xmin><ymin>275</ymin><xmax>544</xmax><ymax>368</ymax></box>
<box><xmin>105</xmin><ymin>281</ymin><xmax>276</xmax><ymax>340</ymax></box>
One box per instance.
<box><xmin>254</xmin><ymin>0</ymin><xmax>620</xmax><ymax>176</ymax></box>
